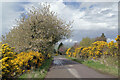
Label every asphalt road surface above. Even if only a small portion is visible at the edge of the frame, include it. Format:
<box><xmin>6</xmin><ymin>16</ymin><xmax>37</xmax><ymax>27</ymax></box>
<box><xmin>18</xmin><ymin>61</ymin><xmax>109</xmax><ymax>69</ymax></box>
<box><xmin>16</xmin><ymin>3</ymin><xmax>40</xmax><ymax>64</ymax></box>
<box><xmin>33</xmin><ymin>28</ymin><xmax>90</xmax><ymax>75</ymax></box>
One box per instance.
<box><xmin>45</xmin><ymin>56</ymin><xmax>117</xmax><ymax>79</ymax></box>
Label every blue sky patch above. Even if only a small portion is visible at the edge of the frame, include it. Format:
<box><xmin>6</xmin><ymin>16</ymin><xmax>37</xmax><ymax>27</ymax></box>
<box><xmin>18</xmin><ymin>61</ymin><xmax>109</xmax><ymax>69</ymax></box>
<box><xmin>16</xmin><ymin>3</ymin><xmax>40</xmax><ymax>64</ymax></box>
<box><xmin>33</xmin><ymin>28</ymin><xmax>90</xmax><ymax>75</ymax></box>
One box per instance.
<box><xmin>80</xmin><ymin>7</ymin><xmax>86</xmax><ymax>11</ymax></box>
<box><xmin>11</xmin><ymin>2</ymin><xmax>29</xmax><ymax>12</ymax></box>
<box><xmin>63</xmin><ymin>2</ymin><xmax>81</xmax><ymax>9</ymax></box>
<box><xmin>89</xmin><ymin>4</ymin><xmax>97</xmax><ymax>9</ymax></box>
<box><xmin>1</xmin><ymin>2</ymin><xmax>118</xmax><ymax>43</ymax></box>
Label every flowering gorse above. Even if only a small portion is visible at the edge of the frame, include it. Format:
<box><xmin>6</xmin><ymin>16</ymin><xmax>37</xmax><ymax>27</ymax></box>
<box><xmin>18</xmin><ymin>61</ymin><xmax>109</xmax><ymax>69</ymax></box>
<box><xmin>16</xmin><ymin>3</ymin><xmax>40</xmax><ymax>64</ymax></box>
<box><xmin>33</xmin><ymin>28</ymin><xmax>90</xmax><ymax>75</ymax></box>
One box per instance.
<box><xmin>66</xmin><ymin>36</ymin><xmax>119</xmax><ymax>60</ymax></box>
<box><xmin>115</xmin><ymin>35</ymin><xmax>120</xmax><ymax>41</ymax></box>
<box><xmin>1</xmin><ymin>43</ymin><xmax>51</xmax><ymax>78</ymax></box>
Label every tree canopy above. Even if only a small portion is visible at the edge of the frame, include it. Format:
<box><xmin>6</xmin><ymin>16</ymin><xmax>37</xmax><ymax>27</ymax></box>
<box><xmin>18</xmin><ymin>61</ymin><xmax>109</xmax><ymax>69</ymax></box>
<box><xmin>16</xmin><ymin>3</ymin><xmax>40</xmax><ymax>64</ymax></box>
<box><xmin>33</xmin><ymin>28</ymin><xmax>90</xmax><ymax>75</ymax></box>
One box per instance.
<box><xmin>2</xmin><ymin>3</ymin><xmax>72</xmax><ymax>54</ymax></box>
<box><xmin>79</xmin><ymin>37</ymin><xmax>95</xmax><ymax>47</ymax></box>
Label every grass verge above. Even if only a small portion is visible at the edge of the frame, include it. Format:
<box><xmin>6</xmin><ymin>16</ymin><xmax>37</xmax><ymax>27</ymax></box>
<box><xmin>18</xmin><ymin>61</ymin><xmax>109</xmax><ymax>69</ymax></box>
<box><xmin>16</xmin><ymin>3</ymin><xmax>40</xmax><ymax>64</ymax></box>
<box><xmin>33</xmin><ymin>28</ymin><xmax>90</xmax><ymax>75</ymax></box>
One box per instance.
<box><xmin>66</xmin><ymin>56</ymin><xmax>118</xmax><ymax>77</ymax></box>
<box><xmin>19</xmin><ymin>57</ymin><xmax>53</xmax><ymax>79</ymax></box>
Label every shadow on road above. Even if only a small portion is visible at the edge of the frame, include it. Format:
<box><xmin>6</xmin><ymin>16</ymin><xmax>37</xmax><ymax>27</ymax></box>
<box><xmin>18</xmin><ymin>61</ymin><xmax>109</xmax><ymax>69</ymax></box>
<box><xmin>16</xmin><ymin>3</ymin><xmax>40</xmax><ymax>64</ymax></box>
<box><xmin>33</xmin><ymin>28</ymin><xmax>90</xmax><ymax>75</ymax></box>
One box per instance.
<box><xmin>53</xmin><ymin>56</ymin><xmax>79</xmax><ymax>66</ymax></box>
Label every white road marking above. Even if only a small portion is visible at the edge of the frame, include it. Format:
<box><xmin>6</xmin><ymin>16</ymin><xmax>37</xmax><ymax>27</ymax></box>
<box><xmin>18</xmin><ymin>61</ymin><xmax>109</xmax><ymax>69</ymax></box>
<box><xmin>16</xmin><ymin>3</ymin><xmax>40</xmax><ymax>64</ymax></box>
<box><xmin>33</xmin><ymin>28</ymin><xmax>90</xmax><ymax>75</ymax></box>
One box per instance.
<box><xmin>68</xmin><ymin>65</ymin><xmax>74</xmax><ymax>67</ymax></box>
<box><xmin>57</xmin><ymin>58</ymin><xmax>81</xmax><ymax>78</ymax></box>
<box><xmin>67</xmin><ymin>68</ymin><xmax>81</xmax><ymax>78</ymax></box>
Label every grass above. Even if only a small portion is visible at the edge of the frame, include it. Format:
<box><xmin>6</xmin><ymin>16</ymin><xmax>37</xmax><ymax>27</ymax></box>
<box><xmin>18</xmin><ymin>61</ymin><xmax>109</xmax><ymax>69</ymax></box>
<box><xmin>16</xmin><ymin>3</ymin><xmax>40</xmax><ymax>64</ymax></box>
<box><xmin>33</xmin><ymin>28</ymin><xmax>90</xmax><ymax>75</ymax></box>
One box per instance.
<box><xmin>66</xmin><ymin>57</ymin><xmax>84</xmax><ymax>64</ymax></box>
<box><xmin>66</xmin><ymin>56</ymin><xmax>118</xmax><ymax>77</ymax></box>
<box><xmin>19</xmin><ymin>57</ymin><xmax>53</xmax><ymax>79</ymax></box>
<box><xmin>83</xmin><ymin>60</ymin><xmax>118</xmax><ymax>76</ymax></box>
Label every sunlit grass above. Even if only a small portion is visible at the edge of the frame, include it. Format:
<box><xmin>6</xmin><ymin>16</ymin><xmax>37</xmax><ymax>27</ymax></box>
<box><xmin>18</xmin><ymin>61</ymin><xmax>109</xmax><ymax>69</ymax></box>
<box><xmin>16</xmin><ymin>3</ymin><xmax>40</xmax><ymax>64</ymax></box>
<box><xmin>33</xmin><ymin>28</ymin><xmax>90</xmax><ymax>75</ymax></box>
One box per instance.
<box><xmin>66</xmin><ymin>56</ymin><xmax>118</xmax><ymax>77</ymax></box>
<box><xmin>83</xmin><ymin>60</ymin><xmax>118</xmax><ymax>77</ymax></box>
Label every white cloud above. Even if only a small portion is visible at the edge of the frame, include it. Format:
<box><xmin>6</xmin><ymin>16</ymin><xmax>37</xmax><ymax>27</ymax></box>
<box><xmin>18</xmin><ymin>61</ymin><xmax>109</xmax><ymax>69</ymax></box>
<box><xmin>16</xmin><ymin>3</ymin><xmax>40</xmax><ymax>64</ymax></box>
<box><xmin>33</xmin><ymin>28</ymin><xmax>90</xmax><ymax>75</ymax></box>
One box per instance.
<box><xmin>48</xmin><ymin>2</ymin><xmax>118</xmax><ymax>30</ymax></box>
<box><xmin>1</xmin><ymin>0</ymin><xmax>119</xmax><ymax>2</ymax></box>
<box><xmin>65</xmin><ymin>0</ymin><xmax>119</xmax><ymax>2</ymax></box>
<box><xmin>63</xmin><ymin>38</ymin><xmax>78</xmax><ymax>43</ymax></box>
<box><xmin>2</xmin><ymin>2</ymin><xmax>25</xmax><ymax>35</ymax></box>
<box><xmin>64</xmin><ymin>39</ymin><xmax>68</xmax><ymax>42</ymax></box>
<box><xmin>0</xmin><ymin>2</ymin><xmax>2</xmax><ymax>39</ymax></box>
<box><xmin>73</xmin><ymin>41</ymin><xmax>78</xmax><ymax>43</ymax></box>
<box><xmin>2</xmin><ymin>1</ymin><xmax>118</xmax><ymax>31</ymax></box>
<box><xmin>69</xmin><ymin>39</ymin><xmax>72</xmax><ymax>42</ymax></box>
<box><xmin>1</xmin><ymin>1</ymin><xmax>118</xmax><ymax>41</ymax></box>
<box><xmin>107</xmin><ymin>38</ymin><xmax>116</xmax><ymax>42</ymax></box>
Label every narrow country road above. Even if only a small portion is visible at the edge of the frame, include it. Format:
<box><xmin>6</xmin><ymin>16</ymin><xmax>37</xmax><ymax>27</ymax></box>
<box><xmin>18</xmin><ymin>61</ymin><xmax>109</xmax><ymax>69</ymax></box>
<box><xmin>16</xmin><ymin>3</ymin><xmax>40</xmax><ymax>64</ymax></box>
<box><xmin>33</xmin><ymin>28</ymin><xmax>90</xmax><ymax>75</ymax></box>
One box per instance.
<box><xmin>45</xmin><ymin>56</ymin><xmax>117</xmax><ymax>79</ymax></box>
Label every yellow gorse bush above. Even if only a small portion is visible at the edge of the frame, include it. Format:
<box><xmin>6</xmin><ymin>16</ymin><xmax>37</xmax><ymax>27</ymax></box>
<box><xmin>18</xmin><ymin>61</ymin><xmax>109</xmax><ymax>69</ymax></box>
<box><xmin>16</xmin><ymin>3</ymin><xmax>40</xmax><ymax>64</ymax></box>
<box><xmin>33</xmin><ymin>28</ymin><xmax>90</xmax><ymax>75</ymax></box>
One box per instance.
<box><xmin>115</xmin><ymin>35</ymin><xmax>120</xmax><ymax>41</ymax></box>
<box><xmin>2</xmin><ymin>43</ymin><xmax>16</xmax><ymax>58</ymax></box>
<box><xmin>66</xmin><ymin>36</ymin><xmax>119</xmax><ymax>60</ymax></box>
<box><xmin>55</xmin><ymin>53</ymin><xmax>58</xmax><ymax>56</ymax></box>
<box><xmin>47</xmin><ymin>53</ymin><xmax>51</xmax><ymax>58</ymax></box>
<box><xmin>66</xmin><ymin>48</ymin><xmax>71</xmax><ymax>57</ymax></box>
<box><xmin>0</xmin><ymin>43</ymin><xmax>17</xmax><ymax>77</ymax></box>
<box><xmin>1</xmin><ymin>43</ymin><xmax>50</xmax><ymax>78</ymax></box>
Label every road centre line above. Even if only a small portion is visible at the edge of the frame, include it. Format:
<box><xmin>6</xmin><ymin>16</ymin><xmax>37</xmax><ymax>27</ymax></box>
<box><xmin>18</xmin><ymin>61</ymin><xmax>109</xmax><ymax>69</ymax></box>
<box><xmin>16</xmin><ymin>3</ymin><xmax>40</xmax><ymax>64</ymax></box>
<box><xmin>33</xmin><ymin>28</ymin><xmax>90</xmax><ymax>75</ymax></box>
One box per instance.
<box><xmin>57</xmin><ymin>58</ymin><xmax>81</xmax><ymax>78</ymax></box>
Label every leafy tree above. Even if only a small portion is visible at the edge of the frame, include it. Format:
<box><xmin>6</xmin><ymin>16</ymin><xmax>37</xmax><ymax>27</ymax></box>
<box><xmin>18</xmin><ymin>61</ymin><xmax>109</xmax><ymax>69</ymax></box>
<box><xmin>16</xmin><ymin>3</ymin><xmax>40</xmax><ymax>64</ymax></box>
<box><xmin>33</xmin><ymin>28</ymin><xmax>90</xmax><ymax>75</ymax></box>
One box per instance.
<box><xmin>2</xmin><ymin>3</ymin><xmax>72</xmax><ymax>56</ymax></box>
<box><xmin>94</xmin><ymin>33</ymin><xmax>107</xmax><ymax>42</ymax></box>
<box><xmin>79</xmin><ymin>37</ymin><xmax>95</xmax><ymax>47</ymax></box>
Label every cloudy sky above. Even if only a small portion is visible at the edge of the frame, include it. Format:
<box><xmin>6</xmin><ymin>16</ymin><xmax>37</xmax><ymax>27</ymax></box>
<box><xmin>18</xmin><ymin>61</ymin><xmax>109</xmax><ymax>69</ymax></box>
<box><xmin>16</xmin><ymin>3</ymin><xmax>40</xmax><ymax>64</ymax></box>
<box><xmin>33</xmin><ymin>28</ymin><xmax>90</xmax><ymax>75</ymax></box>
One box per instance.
<box><xmin>0</xmin><ymin>0</ymin><xmax>119</xmax><ymax>45</ymax></box>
